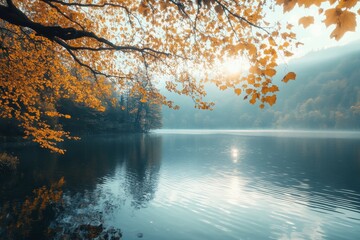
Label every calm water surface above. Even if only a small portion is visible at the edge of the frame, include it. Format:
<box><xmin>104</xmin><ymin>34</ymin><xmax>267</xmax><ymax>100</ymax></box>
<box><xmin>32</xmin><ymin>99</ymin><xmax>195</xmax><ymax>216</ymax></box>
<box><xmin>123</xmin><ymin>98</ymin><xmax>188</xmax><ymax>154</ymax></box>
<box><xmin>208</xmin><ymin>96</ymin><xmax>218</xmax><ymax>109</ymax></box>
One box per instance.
<box><xmin>1</xmin><ymin>130</ymin><xmax>360</xmax><ymax>239</ymax></box>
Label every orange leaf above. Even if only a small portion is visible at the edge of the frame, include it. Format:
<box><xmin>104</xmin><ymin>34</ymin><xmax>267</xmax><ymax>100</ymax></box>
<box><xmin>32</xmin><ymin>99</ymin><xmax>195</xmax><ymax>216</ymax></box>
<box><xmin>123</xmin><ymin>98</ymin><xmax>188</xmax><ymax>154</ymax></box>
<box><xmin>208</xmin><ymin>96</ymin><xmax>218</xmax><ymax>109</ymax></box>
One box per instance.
<box><xmin>282</xmin><ymin>72</ymin><xmax>296</xmax><ymax>83</ymax></box>
<box><xmin>264</xmin><ymin>95</ymin><xmax>277</xmax><ymax>106</ymax></box>
<box><xmin>234</xmin><ymin>88</ymin><xmax>242</xmax><ymax>96</ymax></box>
<box><xmin>220</xmin><ymin>85</ymin><xmax>227</xmax><ymax>90</ymax></box>
<box><xmin>276</xmin><ymin>0</ymin><xmax>296</xmax><ymax>12</ymax></box>
<box><xmin>268</xmin><ymin>38</ymin><xmax>277</xmax><ymax>46</ymax></box>
<box><xmin>298</xmin><ymin>16</ymin><xmax>314</xmax><ymax>28</ymax></box>
<box><xmin>338</xmin><ymin>0</ymin><xmax>358</xmax><ymax>9</ymax></box>
<box><xmin>249</xmin><ymin>98</ymin><xmax>256</xmax><ymax>104</ymax></box>
<box><xmin>214</xmin><ymin>5</ymin><xmax>223</xmax><ymax>14</ymax></box>
<box><xmin>283</xmin><ymin>50</ymin><xmax>293</xmax><ymax>57</ymax></box>
<box><xmin>264</xmin><ymin>68</ymin><xmax>277</xmax><ymax>77</ymax></box>
<box><xmin>324</xmin><ymin>8</ymin><xmax>338</xmax><ymax>27</ymax></box>
<box><xmin>268</xmin><ymin>85</ymin><xmax>279</xmax><ymax>92</ymax></box>
<box><xmin>330</xmin><ymin>10</ymin><xmax>357</xmax><ymax>40</ymax></box>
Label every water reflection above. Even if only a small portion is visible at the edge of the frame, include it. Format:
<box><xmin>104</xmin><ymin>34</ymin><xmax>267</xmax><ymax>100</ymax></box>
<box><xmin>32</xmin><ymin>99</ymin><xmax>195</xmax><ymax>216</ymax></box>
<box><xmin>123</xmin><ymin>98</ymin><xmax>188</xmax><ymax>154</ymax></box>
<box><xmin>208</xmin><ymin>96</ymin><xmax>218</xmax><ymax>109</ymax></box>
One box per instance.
<box><xmin>0</xmin><ymin>178</ymin><xmax>64</xmax><ymax>239</ymax></box>
<box><xmin>123</xmin><ymin>134</ymin><xmax>161</xmax><ymax>208</ymax></box>
<box><xmin>0</xmin><ymin>134</ymin><xmax>162</xmax><ymax>238</ymax></box>
<box><xmin>1</xmin><ymin>131</ymin><xmax>360</xmax><ymax>240</ymax></box>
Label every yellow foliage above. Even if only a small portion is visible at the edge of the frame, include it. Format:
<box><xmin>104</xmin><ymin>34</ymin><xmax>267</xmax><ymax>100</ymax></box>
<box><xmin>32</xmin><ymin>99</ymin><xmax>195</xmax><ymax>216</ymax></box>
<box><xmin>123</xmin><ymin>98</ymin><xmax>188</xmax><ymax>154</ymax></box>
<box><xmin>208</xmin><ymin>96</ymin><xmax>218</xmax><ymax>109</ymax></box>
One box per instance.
<box><xmin>299</xmin><ymin>16</ymin><xmax>315</xmax><ymax>28</ymax></box>
<box><xmin>263</xmin><ymin>95</ymin><xmax>277</xmax><ymax>106</ymax></box>
<box><xmin>234</xmin><ymin>88</ymin><xmax>242</xmax><ymax>96</ymax></box>
<box><xmin>338</xmin><ymin>0</ymin><xmax>358</xmax><ymax>9</ymax></box>
<box><xmin>326</xmin><ymin>10</ymin><xmax>357</xmax><ymax>40</ymax></box>
<box><xmin>220</xmin><ymin>85</ymin><xmax>228</xmax><ymax>91</ymax></box>
<box><xmin>282</xmin><ymin>72</ymin><xmax>297</xmax><ymax>83</ymax></box>
<box><xmin>0</xmin><ymin>22</ymin><xmax>112</xmax><ymax>153</ymax></box>
<box><xmin>276</xmin><ymin>0</ymin><xmax>297</xmax><ymax>12</ymax></box>
<box><xmin>264</xmin><ymin>69</ymin><xmax>277</xmax><ymax>77</ymax></box>
<box><xmin>278</xmin><ymin>0</ymin><xmax>358</xmax><ymax>40</ymax></box>
<box><xmin>214</xmin><ymin>5</ymin><xmax>223</xmax><ymax>15</ymax></box>
<box><xmin>0</xmin><ymin>177</ymin><xmax>65</xmax><ymax>238</ymax></box>
<box><xmin>0</xmin><ymin>0</ymin><xmax>358</xmax><ymax>153</ymax></box>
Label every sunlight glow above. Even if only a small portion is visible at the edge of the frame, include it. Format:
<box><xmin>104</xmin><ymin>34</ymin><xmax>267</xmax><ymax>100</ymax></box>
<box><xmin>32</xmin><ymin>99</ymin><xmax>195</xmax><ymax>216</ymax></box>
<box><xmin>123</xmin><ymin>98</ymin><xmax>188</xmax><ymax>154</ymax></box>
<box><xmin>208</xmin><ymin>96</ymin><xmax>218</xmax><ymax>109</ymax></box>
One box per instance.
<box><xmin>222</xmin><ymin>58</ymin><xmax>250</xmax><ymax>76</ymax></box>
<box><xmin>231</xmin><ymin>148</ymin><xmax>239</xmax><ymax>158</ymax></box>
<box><xmin>231</xmin><ymin>147</ymin><xmax>240</xmax><ymax>163</ymax></box>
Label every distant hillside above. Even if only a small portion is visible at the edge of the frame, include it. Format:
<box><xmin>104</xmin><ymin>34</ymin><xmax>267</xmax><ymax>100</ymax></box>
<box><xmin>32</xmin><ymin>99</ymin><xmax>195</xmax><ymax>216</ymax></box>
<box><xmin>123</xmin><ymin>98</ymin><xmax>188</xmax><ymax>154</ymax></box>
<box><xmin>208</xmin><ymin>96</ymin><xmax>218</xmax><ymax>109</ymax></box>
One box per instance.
<box><xmin>162</xmin><ymin>42</ymin><xmax>360</xmax><ymax>130</ymax></box>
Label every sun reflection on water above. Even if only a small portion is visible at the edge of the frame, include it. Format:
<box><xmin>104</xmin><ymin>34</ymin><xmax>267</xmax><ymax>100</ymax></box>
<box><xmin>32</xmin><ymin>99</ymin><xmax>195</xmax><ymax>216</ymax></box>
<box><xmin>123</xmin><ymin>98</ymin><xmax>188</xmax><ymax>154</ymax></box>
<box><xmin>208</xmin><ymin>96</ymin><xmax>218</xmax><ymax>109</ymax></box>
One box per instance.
<box><xmin>231</xmin><ymin>147</ymin><xmax>240</xmax><ymax>163</ymax></box>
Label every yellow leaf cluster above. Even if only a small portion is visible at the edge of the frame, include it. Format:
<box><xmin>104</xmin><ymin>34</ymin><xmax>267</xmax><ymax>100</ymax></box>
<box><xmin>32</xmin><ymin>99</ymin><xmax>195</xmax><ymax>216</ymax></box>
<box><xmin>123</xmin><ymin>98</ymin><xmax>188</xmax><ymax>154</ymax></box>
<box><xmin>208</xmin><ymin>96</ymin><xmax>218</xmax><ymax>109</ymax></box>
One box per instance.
<box><xmin>277</xmin><ymin>0</ymin><xmax>359</xmax><ymax>40</ymax></box>
<box><xmin>324</xmin><ymin>9</ymin><xmax>357</xmax><ymax>40</ymax></box>
<box><xmin>0</xmin><ymin>23</ymin><xmax>112</xmax><ymax>153</ymax></box>
<box><xmin>0</xmin><ymin>0</ymin><xmax>358</xmax><ymax>152</ymax></box>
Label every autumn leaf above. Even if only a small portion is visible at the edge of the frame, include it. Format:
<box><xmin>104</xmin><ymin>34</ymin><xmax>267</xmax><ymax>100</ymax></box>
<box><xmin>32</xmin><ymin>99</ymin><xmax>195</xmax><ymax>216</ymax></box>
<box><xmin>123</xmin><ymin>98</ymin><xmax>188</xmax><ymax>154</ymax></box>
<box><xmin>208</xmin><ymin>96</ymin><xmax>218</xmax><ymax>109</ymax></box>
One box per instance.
<box><xmin>283</xmin><ymin>50</ymin><xmax>294</xmax><ymax>57</ymax></box>
<box><xmin>234</xmin><ymin>88</ymin><xmax>242</xmax><ymax>96</ymax></box>
<box><xmin>338</xmin><ymin>0</ymin><xmax>358</xmax><ymax>9</ymax></box>
<box><xmin>264</xmin><ymin>68</ymin><xmax>277</xmax><ymax>77</ymax></box>
<box><xmin>282</xmin><ymin>72</ymin><xmax>296</xmax><ymax>83</ymax></box>
<box><xmin>297</xmin><ymin>0</ymin><xmax>325</xmax><ymax>7</ymax></box>
<box><xmin>264</xmin><ymin>95</ymin><xmax>277</xmax><ymax>106</ymax></box>
<box><xmin>268</xmin><ymin>85</ymin><xmax>279</xmax><ymax>92</ymax></box>
<box><xmin>268</xmin><ymin>38</ymin><xmax>277</xmax><ymax>46</ymax></box>
<box><xmin>299</xmin><ymin>16</ymin><xmax>314</xmax><ymax>28</ymax></box>
<box><xmin>276</xmin><ymin>0</ymin><xmax>297</xmax><ymax>12</ymax></box>
<box><xmin>220</xmin><ymin>85</ymin><xmax>227</xmax><ymax>91</ymax></box>
<box><xmin>329</xmin><ymin>10</ymin><xmax>357</xmax><ymax>40</ymax></box>
<box><xmin>324</xmin><ymin>8</ymin><xmax>339</xmax><ymax>27</ymax></box>
<box><xmin>286</xmin><ymin>23</ymin><xmax>294</xmax><ymax>30</ymax></box>
<box><xmin>214</xmin><ymin>5</ymin><xmax>223</xmax><ymax>14</ymax></box>
<box><xmin>246</xmin><ymin>89</ymin><xmax>253</xmax><ymax>94</ymax></box>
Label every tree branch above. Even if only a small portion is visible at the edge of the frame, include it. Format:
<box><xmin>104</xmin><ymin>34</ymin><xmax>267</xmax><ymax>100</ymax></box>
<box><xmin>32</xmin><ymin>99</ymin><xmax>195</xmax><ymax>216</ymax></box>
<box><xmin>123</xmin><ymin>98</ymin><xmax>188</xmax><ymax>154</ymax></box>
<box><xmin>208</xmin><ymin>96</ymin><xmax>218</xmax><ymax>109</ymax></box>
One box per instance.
<box><xmin>44</xmin><ymin>0</ymin><xmax>127</xmax><ymax>8</ymax></box>
<box><xmin>214</xmin><ymin>0</ymin><xmax>270</xmax><ymax>34</ymax></box>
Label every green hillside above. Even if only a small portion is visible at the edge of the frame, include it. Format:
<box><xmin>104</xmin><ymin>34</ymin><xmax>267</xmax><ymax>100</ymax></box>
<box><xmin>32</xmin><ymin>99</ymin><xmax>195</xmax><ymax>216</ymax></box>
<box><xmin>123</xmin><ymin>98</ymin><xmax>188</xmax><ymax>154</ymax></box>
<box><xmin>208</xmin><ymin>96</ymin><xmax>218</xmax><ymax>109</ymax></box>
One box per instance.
<box><xmin>163</xmin><ymin>42</ymin><xmax>360</xmax><ymax>129</ymax></box>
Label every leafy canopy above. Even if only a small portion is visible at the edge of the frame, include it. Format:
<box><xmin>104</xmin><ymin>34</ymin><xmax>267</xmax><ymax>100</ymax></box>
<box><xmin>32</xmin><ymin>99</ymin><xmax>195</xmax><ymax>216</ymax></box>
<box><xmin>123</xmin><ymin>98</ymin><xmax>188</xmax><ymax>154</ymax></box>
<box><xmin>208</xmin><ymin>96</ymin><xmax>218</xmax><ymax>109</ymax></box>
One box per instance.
<box><xmin>0</xmin><ymin>0</ymin><xmax>359</xmax><ymax>152</ymax></box>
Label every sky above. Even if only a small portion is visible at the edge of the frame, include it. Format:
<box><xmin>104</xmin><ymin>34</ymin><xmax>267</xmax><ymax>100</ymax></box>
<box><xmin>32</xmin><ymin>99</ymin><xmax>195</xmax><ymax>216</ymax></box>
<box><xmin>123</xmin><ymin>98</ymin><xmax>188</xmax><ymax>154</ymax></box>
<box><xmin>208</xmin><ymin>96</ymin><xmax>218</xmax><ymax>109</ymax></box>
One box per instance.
<box><xmin>272</xmin><ymin>5</ymin><xmax>360</xmax><ymax>59</ymax></box>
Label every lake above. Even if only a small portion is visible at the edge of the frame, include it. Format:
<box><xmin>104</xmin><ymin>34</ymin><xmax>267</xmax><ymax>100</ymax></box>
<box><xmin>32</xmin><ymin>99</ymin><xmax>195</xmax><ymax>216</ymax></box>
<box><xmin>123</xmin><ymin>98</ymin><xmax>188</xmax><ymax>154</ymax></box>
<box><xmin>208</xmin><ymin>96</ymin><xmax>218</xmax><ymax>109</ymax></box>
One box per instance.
<box><xmin>1</xmin><ymin>130</ymin><xmax>360</xmax><ymax>239</ymax></box>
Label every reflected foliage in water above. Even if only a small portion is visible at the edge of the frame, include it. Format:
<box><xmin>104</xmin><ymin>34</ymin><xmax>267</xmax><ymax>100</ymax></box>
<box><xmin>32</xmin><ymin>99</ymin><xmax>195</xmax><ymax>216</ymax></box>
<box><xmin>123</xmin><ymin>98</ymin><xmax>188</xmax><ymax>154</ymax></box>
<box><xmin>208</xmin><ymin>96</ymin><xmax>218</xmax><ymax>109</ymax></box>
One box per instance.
<box><xmin>0</xmin><ymin>134</ymin><xmax>162</xmax><ymax>239</ymax></box>
<box><xmin>0</xmin><ymin>178</ymin><xmax>64</xmax><ymax>239</ymax></box>
<box><xmin>1</xmin><ymin>131</ymin><xmax>360</xmax><ymax>240</ymax></box>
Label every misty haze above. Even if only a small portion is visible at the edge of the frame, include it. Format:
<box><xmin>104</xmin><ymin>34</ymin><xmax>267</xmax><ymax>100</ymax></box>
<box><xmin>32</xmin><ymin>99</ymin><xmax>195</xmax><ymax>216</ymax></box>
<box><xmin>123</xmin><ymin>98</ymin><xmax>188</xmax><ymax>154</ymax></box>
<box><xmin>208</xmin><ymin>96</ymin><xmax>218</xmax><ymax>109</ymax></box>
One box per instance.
<box><xmin>1</xmin><ymin>2</ymin><xmax>360</xmax><ymax>239</ymax></box>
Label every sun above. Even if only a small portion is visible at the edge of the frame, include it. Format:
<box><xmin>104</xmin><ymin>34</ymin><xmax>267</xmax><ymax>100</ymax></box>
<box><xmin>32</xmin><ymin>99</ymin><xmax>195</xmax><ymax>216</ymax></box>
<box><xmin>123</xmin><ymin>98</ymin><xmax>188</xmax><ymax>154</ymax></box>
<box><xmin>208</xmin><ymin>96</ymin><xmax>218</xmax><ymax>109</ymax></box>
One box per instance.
<box><xmin>222</xmin><ymin>57</ymin><xmax>250</xmax><ymax>76</ymax></box>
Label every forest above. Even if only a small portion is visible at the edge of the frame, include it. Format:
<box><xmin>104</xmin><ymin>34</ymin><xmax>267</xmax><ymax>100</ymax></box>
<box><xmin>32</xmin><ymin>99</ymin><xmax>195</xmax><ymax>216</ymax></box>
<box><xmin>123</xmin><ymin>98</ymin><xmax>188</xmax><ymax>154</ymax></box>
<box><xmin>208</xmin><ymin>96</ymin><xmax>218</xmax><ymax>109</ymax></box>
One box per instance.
<box><xmin>0</xmin><ymin>83</ymin><xmax>162</xmax><ymax>136</ymax></box>
<box><xmin>163</xmin><ymin>42</ymin><xmax>360</xmax><ymax>129</ymax></box>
